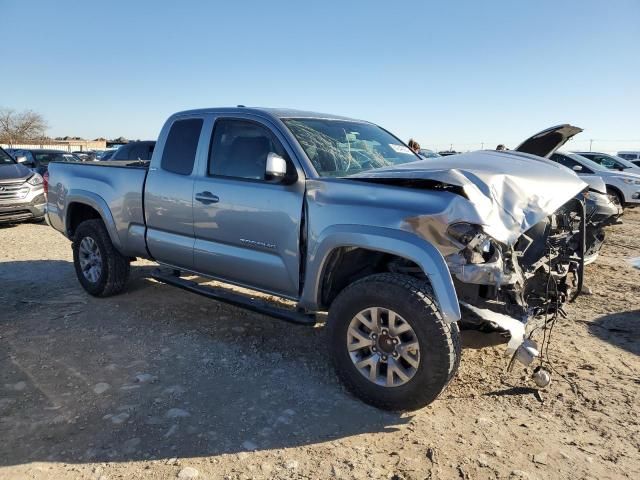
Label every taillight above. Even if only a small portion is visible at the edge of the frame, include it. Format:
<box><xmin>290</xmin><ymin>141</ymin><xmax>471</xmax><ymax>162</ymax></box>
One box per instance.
<box><xmin>43</xmin><ymin>171</ymin><xmax>49</xmax><ymax>195</ymax></box>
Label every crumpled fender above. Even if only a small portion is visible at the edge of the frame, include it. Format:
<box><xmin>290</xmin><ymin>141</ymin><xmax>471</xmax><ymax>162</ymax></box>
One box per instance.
<box><xmin>299</xmin><ymin>224</ymin><xmax>461</xmax><ymax>323</ymax></box>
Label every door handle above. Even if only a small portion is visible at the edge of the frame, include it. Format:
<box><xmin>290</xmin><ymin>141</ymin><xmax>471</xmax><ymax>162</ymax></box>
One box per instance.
<box><xmin>195</xmin><ymin>191</ymin><xmax>219</xmax><ymax>204</ymax></box>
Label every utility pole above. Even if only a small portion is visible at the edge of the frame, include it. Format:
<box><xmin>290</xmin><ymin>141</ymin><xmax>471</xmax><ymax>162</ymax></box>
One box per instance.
<box><xmin>589</xmin><ymin>139</ymin><xmax>593</xmax><ymax>151</ymax></box>
<box><xmin>481</xmin><ymin>142</ymin><xmax>484</xmax><ymax>149</ymax></box>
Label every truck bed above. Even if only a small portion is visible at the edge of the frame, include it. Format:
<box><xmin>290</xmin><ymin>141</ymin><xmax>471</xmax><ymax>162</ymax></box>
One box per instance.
<box><xmin>46</xmin><ymin>161</ymin><xmax>149</xmax><ymax>257</ymax></box>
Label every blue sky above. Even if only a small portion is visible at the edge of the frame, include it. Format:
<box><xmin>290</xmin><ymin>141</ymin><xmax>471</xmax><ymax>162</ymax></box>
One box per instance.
<box><xmin>1</xmin><ymin>0</ymin><xmax>639</xmax><ymax>151</ymax></box>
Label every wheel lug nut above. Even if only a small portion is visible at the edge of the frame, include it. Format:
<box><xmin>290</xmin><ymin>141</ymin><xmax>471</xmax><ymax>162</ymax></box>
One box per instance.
<box><xmin>392</xmin><ymin>339</ymin><xmax>398</xmax><ymax>344</ymax></box>
<box><xmin>382</xmin><ymin>355</ymin><xmax>388</xmax><ymax>361</ymax></box>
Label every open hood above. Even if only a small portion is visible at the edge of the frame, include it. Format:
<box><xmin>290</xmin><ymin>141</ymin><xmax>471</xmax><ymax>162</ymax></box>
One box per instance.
<box><xmin>515</xmin><ymin>124</ymin><xmax>583</xmax><ymax>158</ymax></box>
<box><xmin>349</xmin><ymin>150</ymin><xmax>588</xmax><ymax>246</ymax></box>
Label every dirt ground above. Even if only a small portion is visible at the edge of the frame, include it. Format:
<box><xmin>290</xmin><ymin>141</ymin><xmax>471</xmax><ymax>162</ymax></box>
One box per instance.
<box><xmin>1</xmin><ymin>211</ymin><xmax>639</xmax><ymax>480</ymax></box>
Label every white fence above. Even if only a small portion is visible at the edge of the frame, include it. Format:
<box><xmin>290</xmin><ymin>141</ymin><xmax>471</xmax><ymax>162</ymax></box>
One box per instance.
<box><xmin>0</xmin><ymin>143</ymin><xmax>98</xmax><ymax>152</ymax></box>
<box><xmin>0</xmin><ymin>143</ymin><xmax>106</xmax><ymax>152</ymax></box>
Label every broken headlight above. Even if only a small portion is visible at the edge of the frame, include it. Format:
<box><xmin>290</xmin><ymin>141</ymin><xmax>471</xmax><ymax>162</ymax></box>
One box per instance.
<box><xmin>447</xmin><ymin>222</ymin><xmax>494</xmax><ymax>263</ymax></box>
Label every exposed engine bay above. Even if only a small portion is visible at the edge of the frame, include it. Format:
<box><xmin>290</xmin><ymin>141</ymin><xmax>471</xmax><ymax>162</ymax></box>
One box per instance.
<box><xmin>447</xmin><ymin>198</ymin><xmax>586</xmax><ymax>385</ymax></box>
<box><xmin>450</xmin><ymin>197</ymin><xmax>585</xmax><ymax>321</ymax></box>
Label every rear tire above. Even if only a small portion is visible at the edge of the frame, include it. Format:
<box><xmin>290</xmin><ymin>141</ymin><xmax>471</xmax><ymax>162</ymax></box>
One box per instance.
<box><xmin>328</xmin><ymin>273</ymin><xmax>461</xmax><ymax>411</ymax></box>
<box><xmin>72</xmin><ymin>219</ymin><xmax>130</xmax><ymax>297</ymax></box>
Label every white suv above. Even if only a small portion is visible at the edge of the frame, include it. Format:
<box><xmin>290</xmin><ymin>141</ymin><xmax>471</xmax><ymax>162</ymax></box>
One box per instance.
<box><xmin>551</xmin><ymin>152</ymin><xmax>640</xmax><ymax>207</ymax></box>
<box><xmin>618</xmin><ymin>151</ymin><xmax>640</xmax><ymax>167</ymax></box>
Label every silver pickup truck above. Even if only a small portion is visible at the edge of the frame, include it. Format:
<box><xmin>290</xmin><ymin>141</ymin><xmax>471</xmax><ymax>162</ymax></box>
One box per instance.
<box><xmin>47</xmin><ymin>108</ymin><xmax>587</xmax><ymax>410</ymax></box>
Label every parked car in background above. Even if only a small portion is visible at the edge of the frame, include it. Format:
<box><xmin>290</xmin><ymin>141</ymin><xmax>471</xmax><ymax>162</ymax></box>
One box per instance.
<box><xmin>10</xmin><ymin>149</ymin><xmax>81</xmax><ymax>176</ymax></box>
<box><xmin>572</xmin><ymin>174</ymin><xmax>621</xmax><ymax>264</ymax></box>
<box><xmin>0</xmin><ymin>146</ymin><xmax>46</xmax><ymax>224</ymax></box>
<box><xmin>437</xmin><ymin>150</ymin><xmax>459</xmax><ymax>156</ymax></box>
<box><xmin>47</xmin><ymin>109</ymin><xmax>589</xmax><ymax>410</ymax></box>
<box><xmin>617</xmin><ymin>151</ymin><xmax>640</xmax><ymax>166</ymax></box>
<box><xmin>418</xmin><ymin>148</ymin><xmax>440</xmax><ymax>158</ymax></box>
<box><xmin>550</xmin><ymin>151</ymin><xmax>640</xmax><ymax>207</ymax></box>
<box><xmin>73</xmin><ymin>151</ymin><xmax>97</xmax><ymax>161</ymax></box>
<box><xmin>110</xmin><ymin>141</ymin><xmax>155</xmax><ymax>161</ymax></box>
<box><xmin>573</xmin><ymin>151</ymin><xmax>640</xmax><ymax>172</ymax></box>
<box><xmin>98</xmin><ymin>149</ymin><xmax>118</xmax><ymax>161</ymax></box>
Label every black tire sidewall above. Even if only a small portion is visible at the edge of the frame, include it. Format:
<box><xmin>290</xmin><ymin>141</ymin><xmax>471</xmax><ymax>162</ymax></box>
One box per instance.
<box><xmin>328</xmin><ymin>274</ymin><xmax>456</xmax><ymax>410</ymax></box>
<box><xmin>73</xmin><ymin>221</ymin><xmax>110</xmax><ymax>296</ymax></box>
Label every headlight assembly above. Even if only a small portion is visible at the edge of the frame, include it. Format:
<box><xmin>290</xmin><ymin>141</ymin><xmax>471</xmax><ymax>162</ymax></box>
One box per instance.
<box><xmin>447</xmin><ymin>222</ymin><xmax>495</xmax><ymax>263</ymax></box>
<box><xmin>27</xmin><ymin>174</ymin><xmax>43</xmax><ymax>186</ymax></box>
<box><xmin>618</xmin><ymin>177</ymin><xmax>640</xmax><ymax>185</ymax></box>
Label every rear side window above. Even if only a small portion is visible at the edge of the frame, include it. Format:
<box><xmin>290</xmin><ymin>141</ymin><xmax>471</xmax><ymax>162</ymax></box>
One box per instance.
<box><xmin>161</xmin><ymin>119</ymin><xmax>203</xmax><ymax>175</ymax></box>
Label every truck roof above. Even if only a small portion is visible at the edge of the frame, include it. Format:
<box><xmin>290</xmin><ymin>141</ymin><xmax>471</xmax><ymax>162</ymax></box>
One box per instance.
<box><xmin>172</xmin><ymin>107</ymin><xmax>368</xmax><ymax>123</ymax></box>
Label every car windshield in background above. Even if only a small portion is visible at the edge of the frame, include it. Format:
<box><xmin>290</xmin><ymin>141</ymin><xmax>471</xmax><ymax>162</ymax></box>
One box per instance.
<box><xmin>581</xmin><ymin>153</ymin><xmax>633</xmax><ymax>170</ymax></box>
<box><xmin>568</xmin><ymin>153</ymin><xmax>610</xmax><ymax>172</ymax></box>
<box><xmin>34</xmin><ymin>152</ymin><xmax>81</xmax><ymax>165</ymax></box>
<box><xmin>283</xmin><ymin>118</ymin><xmax>419</xmax><ymax>177</ymax></box>
<box><xmin>0</xmin><ymin>148</ymin><xmax>15</xmax><ymax>164</ymax></box>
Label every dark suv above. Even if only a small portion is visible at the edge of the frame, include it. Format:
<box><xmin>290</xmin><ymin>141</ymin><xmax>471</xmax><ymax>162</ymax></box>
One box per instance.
<box><xmin>110</xmin><ymin>141</ymin><xmax>155</xmax><ymax>161</ymax></box>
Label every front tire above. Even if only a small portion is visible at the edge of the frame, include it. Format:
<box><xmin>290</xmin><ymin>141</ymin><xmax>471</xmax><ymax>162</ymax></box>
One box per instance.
<box><xmin>72</xmin><ymin>219</ymin><xmax>130</xmax><ymax>297</ymax></box>
<box><xmin>606</xmin><ymin>187</ymin><xmax>624</xmax><ymax>208</ymax></box>
<box><xmin>328</xmin><ymin>273</ymin><xmax>461</xmax><ymax>411</ymax></box>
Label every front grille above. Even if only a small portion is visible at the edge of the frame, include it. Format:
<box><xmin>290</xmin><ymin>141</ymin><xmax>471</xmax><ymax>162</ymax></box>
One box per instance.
<box><xmin>0</xmin><ymin>181</ymin><xmax>29</xmax><ymax>201</ymax></box>
<box><xmin>0</xmin><ymin>209</ymin><xmax>31</xmax><ymax>219</ymax></box>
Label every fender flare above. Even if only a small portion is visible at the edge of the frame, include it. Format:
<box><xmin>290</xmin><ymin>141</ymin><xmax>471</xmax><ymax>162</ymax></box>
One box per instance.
<box><xmin>65</xmin><ymin>190</ymin><xmax>123</xmax><ymax>250</ymax></box>
<box><xmin>299</xmin><ymin>225</ymin><xmax>461</xmax><ymax>323</ymax></box>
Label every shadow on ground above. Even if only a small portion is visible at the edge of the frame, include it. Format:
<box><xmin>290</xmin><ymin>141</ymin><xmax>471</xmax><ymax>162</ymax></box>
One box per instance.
<box><xmin>0</xmin><ymin>261</ymin><xmax>406</xmax><ymax>466</ymax></box>
<box><xmin>589</xmin><ymin>310</ymin><xmax>640</xmax><ymax>356</ymax></box>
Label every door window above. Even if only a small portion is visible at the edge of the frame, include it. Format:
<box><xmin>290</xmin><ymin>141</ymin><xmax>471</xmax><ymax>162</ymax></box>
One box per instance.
<box><xmin>208</xmin><ymin>119</ymin><xmax>291</xmax><ymax>180</ymax></box>
<box><xmin>161</xmin><ymin>119</ymin><xmax>203</xmax><ymax>175</ymax></box>
<box><xmin>551</xmin><ymin>154</ymin><xmax>593</xmax><ymax>174</ymax></box>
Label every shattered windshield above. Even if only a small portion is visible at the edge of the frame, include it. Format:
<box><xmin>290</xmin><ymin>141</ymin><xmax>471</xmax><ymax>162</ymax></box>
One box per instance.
<box><xmin>283</xmin><ymin>118</ymin><xmax>419</xmax><ymax>177</ymax></box>
<box><xmin>0</xmin><ymin>148</ymin><xmax>15</xmax><ymax>165</ymax></box>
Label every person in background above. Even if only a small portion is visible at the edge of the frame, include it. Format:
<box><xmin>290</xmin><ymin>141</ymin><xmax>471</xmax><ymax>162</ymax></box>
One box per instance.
<box><xmin>408</xmin><ymin>139</ymin><xmax>421</xmax><ymax>154</ymax></box>
<box><xmin>496</xmin><ymin>144</ymin><xmax>507</xmax><ymax>151</ymax></box>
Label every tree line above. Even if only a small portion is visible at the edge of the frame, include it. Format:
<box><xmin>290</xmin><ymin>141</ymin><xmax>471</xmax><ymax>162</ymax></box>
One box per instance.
<box><xmin>0</xmin><ymin>107</ymin><xmax>48</xmax><ymax>144</ymax></box>
<box><xmin>0</xmin><ymin>107</ymin><xmax>132</xmax><ymax>145</ymax></box>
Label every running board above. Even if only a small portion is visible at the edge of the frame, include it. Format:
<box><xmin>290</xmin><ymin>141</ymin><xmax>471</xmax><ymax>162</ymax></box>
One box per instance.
<box><xmin>150</xmin><ymin>269</ymin><xmax>317</xmax><ymax>326</ymax></box>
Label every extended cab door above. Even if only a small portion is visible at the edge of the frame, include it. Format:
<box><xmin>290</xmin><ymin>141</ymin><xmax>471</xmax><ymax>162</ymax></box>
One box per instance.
<box><xmin>144</xmin><ymin>116</ymin><xmax>206</xmax><ymax>270</ymax></box>
<box><xmin>192</xmin><ymin>115</ymin><xmax>305</xmax><ymax>298</ymax></box>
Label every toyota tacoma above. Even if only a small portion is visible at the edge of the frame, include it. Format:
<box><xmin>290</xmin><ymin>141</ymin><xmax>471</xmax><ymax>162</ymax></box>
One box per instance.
<box><xmin>46</xmin><ymin>108</ymin><xmax>587</xmax><ymax>410</ymax></box>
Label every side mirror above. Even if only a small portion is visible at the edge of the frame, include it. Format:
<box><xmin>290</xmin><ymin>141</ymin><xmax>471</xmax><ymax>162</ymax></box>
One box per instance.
<box><xmin>572</xmin><ymin>165</ymin><xmax>583</xmax><ymax>172</ymax></box>
<box><xmin>16</xmin><ymin>156</ymin><xmax>34</xmax><ymax>167</ymax></box>
<box><xmin>265</xmin><ymin>152</ymin><xmax>288</xmax><ymax>181</ymax></box>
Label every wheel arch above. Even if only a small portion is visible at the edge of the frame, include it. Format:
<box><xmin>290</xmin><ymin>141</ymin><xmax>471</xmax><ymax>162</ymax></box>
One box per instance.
<box><xmin>605</xmin><ymin>184</ymin><xmax>625</xmax><ymax>205</ymax></box>
<box><xmin>65</xmin><ymin>191</ymin><xmax>122</xmax><ymax>250</ymax></box>
<box><xmin>299</xmin><ymin>225</ymin><xmax>461</xmax><ymax>323</ymax></box>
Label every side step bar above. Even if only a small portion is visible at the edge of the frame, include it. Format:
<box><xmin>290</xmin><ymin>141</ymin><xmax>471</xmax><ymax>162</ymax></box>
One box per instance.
<box><xmin>150</xmin><ymin>269</ymin><xmax>317</xmax><ymax>326</ymax></box>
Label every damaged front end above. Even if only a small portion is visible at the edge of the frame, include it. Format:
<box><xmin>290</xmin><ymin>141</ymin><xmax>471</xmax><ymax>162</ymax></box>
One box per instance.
<box><xmin>450</xmin><ymin>197</ymin><xmax>585</xmax><ymax>321</ymax></box>
<box><xmin>449</xmin><ymin>198</ymin><xmax>586</xmax><ymax>371</ymax></box>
